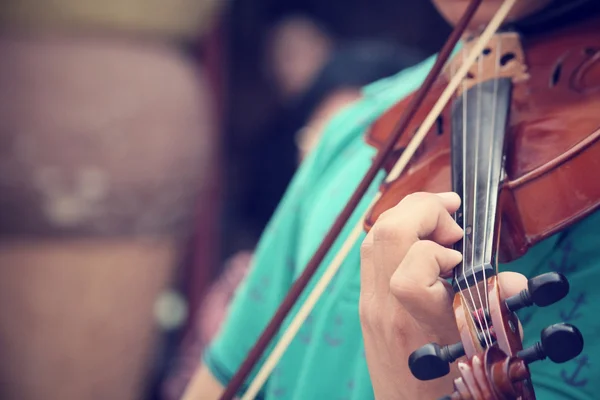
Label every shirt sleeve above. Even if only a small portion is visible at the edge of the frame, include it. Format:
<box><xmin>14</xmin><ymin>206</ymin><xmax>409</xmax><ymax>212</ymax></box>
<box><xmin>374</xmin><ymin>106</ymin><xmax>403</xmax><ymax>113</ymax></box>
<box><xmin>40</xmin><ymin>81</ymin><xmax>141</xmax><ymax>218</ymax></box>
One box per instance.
<box><xmin>202</xmin><ymin>128</ymin><xmax>332</xmax><ymax>396</ymax></box>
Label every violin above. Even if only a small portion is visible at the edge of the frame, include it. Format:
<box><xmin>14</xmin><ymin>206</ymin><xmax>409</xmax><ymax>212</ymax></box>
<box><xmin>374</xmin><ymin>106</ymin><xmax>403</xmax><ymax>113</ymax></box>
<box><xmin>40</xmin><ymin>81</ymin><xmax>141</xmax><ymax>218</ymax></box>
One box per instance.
<box><xmin>366</xmin><ymin>5</ymin><xmax>599</xmax><ymax>398</ymax></box>
<box><xmin>218</xmin><ymin>1</ymin><xmax>600</xmax><ymax>399</ymax></box>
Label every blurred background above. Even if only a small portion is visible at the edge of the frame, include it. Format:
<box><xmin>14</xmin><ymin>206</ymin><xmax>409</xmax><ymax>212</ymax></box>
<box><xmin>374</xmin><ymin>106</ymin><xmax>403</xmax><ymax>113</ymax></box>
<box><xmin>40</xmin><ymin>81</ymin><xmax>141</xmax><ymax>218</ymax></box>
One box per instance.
<box><xmin>0</xmin><ymin>0</ymin><xmax>451</xmax><ymax>399</ymax></box>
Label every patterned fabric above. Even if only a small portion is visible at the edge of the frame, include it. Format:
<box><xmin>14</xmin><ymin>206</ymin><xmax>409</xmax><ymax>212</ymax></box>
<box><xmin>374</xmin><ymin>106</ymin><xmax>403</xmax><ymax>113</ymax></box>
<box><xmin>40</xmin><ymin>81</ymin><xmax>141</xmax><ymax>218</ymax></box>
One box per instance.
<box><xmin>204</xmin><ymin>53</ymin><xmax>600</xmax><ymax>399</ymax></box>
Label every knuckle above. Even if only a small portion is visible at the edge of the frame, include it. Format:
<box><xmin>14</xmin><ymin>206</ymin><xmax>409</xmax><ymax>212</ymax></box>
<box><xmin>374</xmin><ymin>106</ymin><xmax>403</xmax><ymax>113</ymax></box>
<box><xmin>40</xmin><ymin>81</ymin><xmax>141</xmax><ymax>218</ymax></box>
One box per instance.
<box><xmin>401</xmin><ymin>192</ymin><xmax>427</xmax><ymax>203</ymax></box>
<box><xmin>419</xmin><ymin>196</ymin><xmax>444</xmax><ymax>217</ymax></box>
<box><xmin>389</xmin><ymin>240</ymin><xmax>441</xmax><ymax>299</ymax></box>
<box><xmin>358</xmin><ymin>295</ymin><xmax>379</xmax><ymax>329</ymax></box>
<box><xmin>407</xmin><ymin>240</ymin><xmax>446</xmax><ymax>269</ymax></box>
<box><xmin>373</xmin><ymin>192</ymin><xmax>449</xmax><ymax>244</ymax></box>
<box><xmin>359</xmin><ymin>238</ymin><xmax>373</xmax><ymax>260</ymax></box>
<box><xmin>389</xmin><ymin>273</ymin><xmax>420</xmax><ymax>302</ymax></box>
<box><xmin>381</xmin><ymin>192</ymin><xmax>427</xmax><ymax>220</ymax></box>
<box><xmin>399</xmin><ymin>192</ymin><xmax>435</xmax><ymax>208</ymax></box>
<box><xmin>377</xmin><ymin>206</ymin><xmax>395</xmax><ymax>221</ymax></box>
<box><xmin>372</xmin><ymin>219</ymin><xmax>401</xmax><ymax>242</ymax></box>
<box><xmin>388</xmin><ymin>273</ymin><xmax>403</xmax><ymax>297</ymax></box>
<box><xmin>409</xmin><ymin>239</ymin><xmax>441</xmax><ymax>255</ymax></box>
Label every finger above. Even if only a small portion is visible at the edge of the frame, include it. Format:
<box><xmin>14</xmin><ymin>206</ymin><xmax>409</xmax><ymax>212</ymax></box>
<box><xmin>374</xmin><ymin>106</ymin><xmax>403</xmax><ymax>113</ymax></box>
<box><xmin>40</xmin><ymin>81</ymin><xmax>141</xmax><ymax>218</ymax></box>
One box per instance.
<box><xmin>371</xmin><ymin>192</ymin><xmax>463</xmax><ymax>291</ymax></box>
<box><xmin>390</xmin><ymin>240</ymin><xmax>462</xmax><ymax>308</ymax></box>
<box><xmin>497</xmin><ymin>271</ymin><xmax>528</xmax><ymax>299</ymax></box>
<box><xmin>435</xmin><ymin>191</ymin><xmax>462</xmax><ymax>214</ymax></box>
<box><xmin>375</xmin><ymin>192</ymin><xmax>463</xmax><ymax>248</ymax></box>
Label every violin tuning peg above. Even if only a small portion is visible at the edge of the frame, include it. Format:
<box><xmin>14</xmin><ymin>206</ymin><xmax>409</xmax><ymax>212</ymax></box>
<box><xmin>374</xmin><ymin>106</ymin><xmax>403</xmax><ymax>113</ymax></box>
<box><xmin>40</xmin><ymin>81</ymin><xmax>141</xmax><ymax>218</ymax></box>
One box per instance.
<box><xmin>408</xmin><ymin>342</ymin><xmax>465</xmax><ymax>381</ymax></box>
<box><xmin>517</xmin><ymin>323</ymin><xmax>584</xmax><ymax>365</ymax></box>
<box><xmin>505</xmin><ymin>272</ymin><xmax>569</xmax><ymax>313</ymax></box>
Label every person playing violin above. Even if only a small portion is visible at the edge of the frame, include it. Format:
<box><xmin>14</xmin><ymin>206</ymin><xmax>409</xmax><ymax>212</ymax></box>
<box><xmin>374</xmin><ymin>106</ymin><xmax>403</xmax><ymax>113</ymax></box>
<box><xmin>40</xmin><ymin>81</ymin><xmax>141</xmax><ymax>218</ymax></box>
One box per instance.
<box><xmin>183</xmin><ymin>0</ymin><xmax>600</xmax><ymax>399</ymax></box>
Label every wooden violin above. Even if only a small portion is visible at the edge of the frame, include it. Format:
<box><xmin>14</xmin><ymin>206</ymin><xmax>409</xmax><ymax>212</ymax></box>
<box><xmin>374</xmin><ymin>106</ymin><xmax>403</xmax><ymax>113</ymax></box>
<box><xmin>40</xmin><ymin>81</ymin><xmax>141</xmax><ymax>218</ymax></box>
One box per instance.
<box><xmin>217</xmin><ymin>1</ymin><xmax>599</xmax><ymax>399</ymax></box>
<box><xmin>366</xmin><ymin>2</ymin><xmax>599</xmax><ymax>399</ymax></box>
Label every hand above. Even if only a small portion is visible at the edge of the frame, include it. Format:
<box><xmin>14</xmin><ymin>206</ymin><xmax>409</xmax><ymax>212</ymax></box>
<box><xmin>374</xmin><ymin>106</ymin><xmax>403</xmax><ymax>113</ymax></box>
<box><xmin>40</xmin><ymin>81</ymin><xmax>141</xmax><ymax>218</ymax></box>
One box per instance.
<box><xmin>359</xmin><ymin>192</ymin><xmax>527</xmax><ymax>400</ymax></box>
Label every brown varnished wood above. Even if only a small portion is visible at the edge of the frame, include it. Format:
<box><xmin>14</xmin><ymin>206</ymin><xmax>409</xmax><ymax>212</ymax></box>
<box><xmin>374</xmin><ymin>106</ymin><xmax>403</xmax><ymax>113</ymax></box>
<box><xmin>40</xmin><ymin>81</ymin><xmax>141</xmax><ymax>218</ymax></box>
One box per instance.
<box><xmin>487</xmin><ymin>276</ymin><xmax>535</xmax><ymax>399</ymax></box>
<box><xmin>451</xmin><ymin>275</ymin><xmax>535</xmax><ymax>399</ymax></box>
<box><xmin>454</xmin><ymin>293</ymin><xmax>485</xmax><ymax>356</ymax></box>
<box><xmin>487</xmin><ymin>277</ymin><xmax>522</xmax><ymax>356</ymax></box>
<box><xmin>365</xmin><ymin>81</ymin><xmax>450</xmax><ymax>162</ymax></box>
<box><xmin>365</xmin><ymin>15</ymin><xmax>600</xmax><ymax>263</ymax></box>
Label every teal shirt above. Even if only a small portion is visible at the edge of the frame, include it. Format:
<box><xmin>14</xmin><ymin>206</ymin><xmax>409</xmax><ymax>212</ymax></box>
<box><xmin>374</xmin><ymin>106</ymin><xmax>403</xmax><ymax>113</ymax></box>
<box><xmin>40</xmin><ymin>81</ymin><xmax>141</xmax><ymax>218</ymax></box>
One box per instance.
<box><xmin>205</xmin><ymin>54</ymin><xmax>600</xmax><ymax>399</ymax></box>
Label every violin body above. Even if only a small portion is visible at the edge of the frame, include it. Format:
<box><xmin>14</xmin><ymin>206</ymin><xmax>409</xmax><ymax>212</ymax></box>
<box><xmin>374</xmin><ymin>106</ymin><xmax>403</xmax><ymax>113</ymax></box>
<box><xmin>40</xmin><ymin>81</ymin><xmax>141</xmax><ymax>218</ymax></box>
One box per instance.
<box><xmin>364</xmin><ymin>15</ymin><xmax>600</xmax><ymax>263</ymax></box>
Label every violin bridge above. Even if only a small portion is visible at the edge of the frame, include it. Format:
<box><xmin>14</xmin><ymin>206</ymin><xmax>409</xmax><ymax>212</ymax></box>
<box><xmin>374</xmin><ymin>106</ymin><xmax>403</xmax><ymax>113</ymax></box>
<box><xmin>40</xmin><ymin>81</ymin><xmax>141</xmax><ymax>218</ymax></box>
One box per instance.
<box><xmin>446</xmin><ymin>31</ymin><xmax>528</xmax><ymax>96</ymax></box>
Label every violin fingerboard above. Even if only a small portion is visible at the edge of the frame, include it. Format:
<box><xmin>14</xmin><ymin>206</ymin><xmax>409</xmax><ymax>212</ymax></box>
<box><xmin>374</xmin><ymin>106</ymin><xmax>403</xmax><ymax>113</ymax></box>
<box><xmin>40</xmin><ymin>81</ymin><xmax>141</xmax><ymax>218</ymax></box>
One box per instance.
<box><xmin>451</xmin><ymin>77</ymin><xmax>512</xmax><ymax>292</ymax></box>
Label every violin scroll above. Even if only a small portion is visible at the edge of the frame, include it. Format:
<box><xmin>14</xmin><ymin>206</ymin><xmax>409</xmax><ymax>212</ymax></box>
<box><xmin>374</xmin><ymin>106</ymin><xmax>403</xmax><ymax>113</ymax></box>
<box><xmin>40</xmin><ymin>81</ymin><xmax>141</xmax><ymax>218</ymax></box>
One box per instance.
<box><xmin>408</xmin><ymin>272</ymin><xmax>583</xmax><ymax>399</ymax></box>
<box><xmin>442</xmin><ymin>323</ymin><xmax>583</xmax><ymax>400</ymax></box>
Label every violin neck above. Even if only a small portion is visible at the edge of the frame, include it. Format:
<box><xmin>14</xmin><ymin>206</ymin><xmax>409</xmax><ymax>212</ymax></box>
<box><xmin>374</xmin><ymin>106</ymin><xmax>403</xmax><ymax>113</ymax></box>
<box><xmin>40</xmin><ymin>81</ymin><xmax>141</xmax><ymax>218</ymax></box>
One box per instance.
<box><xmin>450</xmin><ymin>78</ymin><xmax>512</xmax><ymax>292</ymax></box>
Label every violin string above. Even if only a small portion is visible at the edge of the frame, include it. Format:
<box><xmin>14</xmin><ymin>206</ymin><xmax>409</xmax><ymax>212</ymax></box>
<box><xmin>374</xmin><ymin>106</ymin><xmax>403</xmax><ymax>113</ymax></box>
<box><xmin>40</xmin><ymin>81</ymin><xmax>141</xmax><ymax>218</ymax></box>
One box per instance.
<box><xmin>473</xmin><ymin>50</ymin><xmax>495</xmax><ymax>346</ymax></box>
<box><xmin>481</xmin><ymin>38</ymin><xmax>503</xmax><ymax>346</ymax></box>
<box><xmin>236</xmin><ymin>2</ymin><xmax>518</xmax><ymax>396</ymax></box>
<box><xmin>451</xmin><ymin>54</ymin><xmax>480</xmax><ymax>345</ymax></box>
<box><xmin>461</xmin><ymin>47</ymin><xmax>490</xmax><ymax>348</ymax></box>
<box><xmin>451</xmin><ymin>49</ymin><xmax>476</xmax><ymax>344</ymax></box>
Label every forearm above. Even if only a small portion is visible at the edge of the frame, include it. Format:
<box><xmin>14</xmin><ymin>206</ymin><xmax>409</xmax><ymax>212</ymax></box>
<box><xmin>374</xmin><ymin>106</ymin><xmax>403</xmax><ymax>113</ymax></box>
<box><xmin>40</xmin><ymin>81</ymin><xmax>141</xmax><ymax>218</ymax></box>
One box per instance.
<box><xmin>182</xmin><ymin>364</ymin><xmax>225</xmax><ymax>400</ymax></box>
